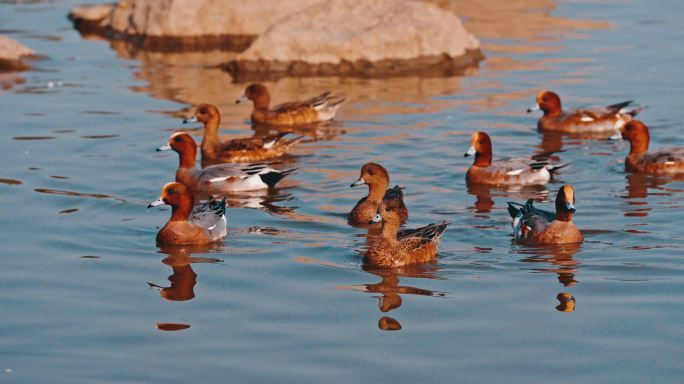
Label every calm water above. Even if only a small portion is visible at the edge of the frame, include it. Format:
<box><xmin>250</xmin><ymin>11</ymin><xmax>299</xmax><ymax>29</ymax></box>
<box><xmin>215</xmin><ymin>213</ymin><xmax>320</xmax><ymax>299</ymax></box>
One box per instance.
<box><xmin>1</xmin><ymin>1</ymin><xmax>683</xmax><ymax>383</ymax></box>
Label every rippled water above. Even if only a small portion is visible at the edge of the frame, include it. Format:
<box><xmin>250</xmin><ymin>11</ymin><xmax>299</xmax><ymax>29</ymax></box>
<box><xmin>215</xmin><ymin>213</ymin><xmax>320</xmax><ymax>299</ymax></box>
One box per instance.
<box><xmin>1</xmin><ymin>1</ymin><xmax>683</xmax><ymax>383</ymax></box>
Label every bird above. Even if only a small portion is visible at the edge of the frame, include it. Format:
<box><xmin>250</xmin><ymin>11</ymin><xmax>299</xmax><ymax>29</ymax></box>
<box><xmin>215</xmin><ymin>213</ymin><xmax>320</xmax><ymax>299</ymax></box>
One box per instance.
<box><xmin>148</xmin><ymin>182</ymin><xmax>227</xmax><ymax>245</ymax></box>
<box><xmin>507</xmin><ymin>184</ymin><xmax>583</xmax><ymax>244</ymax></box>
<box><xmin>348</xmin><ymin>162</ymin><xmax>408</xmax><ymax>226</ymax></box>
<box><xmin>612</xmin><ymin>120</ymin><xmax>684</xmax><ymax>174</ymax></box>
<box><xmin>236</xmin><ymin>83</ymin><xmax>346</xmax><ymax>125</ymax></box>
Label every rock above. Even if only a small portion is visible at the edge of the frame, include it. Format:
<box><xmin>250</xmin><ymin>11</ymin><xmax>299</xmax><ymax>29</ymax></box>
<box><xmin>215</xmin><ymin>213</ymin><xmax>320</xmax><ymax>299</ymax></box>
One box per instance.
<box><xmin>68</xmin><ymin>0</ymin><xmax>322</xmax><ymax>51</ymax></box>
<box><xmin>225</xmin><ymin>0</ymin><xmax>483</xmax><ymax>80</ymax></box>
<box><xmin>0</xmin><ymin>36</ymin><xmax>37</xmax><ymax>72</ymax></box>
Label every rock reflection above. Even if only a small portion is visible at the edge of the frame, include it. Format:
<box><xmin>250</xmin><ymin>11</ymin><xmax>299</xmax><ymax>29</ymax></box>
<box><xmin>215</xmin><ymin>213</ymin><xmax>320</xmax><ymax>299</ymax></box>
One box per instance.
<box><xmin>338</xmin><ymin>263</ymin><xmax>446</xmax><ymax>331</ymax></box>
<box><xmin>515</xmin><ymin>243</ymin><xmax>582</xmax><ymax>312</ymax></box>
<box><xmin>148</xmin><ymin>244</ymin><xmax>223</xmax><ymax>302</ymax></box>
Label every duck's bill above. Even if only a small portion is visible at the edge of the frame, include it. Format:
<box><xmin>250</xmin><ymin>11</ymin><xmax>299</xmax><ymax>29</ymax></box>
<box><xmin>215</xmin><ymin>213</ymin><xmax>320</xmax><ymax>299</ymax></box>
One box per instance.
<box><xmin>182</xmin><ymin>116</ymin><xmax>198</xmax><ymax>124</ymax></box>
<box><xmin>526</xmin><ymin>104</ymin><xmax>540</xmax><ymax>113</ymax></box>
<box><xmin>156</xmin><ymin>143</ymin><xmax>171</xmax><ymax>151</ymax></box>
<box><xmin>148</xmin><ymin>197</ymin><xmax>165</xmax><ymax>208</ymax></box>
<box><xmin>350</xmin><ymin>177</ymin><xmax>366</xmax><ymax>187</ymax></box>
<box><xmin>235</xmin><ymin>95</ymin><xmax>247</xmax><ymax>104</ymax></box>
<box><xmin>464</xmin><ymin>146</ymin><xmax>476</xmax><ymax>157</ymax></box>
<box><xmin>371</xmin><ymin>214</ymin><xmax>382</xmax><ymax>223</ymax></box>
<box><xmin>608</xmin><ymin>132</ymin><xmax>623</xmax><ymax>140</ymax></box>
<box><xmin>566</xmin><ymin>202</ymin><xmax>576</xmax><ymax>213</ymax></box>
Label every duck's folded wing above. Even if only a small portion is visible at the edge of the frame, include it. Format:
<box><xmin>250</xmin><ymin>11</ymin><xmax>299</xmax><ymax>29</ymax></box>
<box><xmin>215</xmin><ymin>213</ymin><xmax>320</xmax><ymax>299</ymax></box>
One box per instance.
<box><xmin>399</xmin><ymin>222</ymin><xmax>450</xmax><ymax>250</ymax></box>
<box><xmin>189</xmin><ymin>198</ymin><xmax>226</xmax><ymax>227</ymax></box>
<box><xmin>200</xmin><ymin>162</ymin><xmax>272</xmax><ymax>182</ymax></box>
<box><xmin>644</xmin><ymin>147</ymin><xmax>684</xmax><ymax>164</ymax></box>
<box><xmin>520</xmin><ymin>212</ymin><xmax>551</xmax><ymax>233</ymax></box>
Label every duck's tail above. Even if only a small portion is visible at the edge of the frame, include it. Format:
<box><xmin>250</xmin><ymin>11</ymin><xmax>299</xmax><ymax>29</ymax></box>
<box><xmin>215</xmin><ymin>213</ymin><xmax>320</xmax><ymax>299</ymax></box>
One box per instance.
<box><xmin>259</xmin><ymin>168</ymin><xmax>296</xmax><ymax>188</ymax></box>
<box><xmin>313</xmin><ymin>92</ymin><xmax>347</xmax><ymax>121</ymax></box>
<box><xmin>507</xmin><ymin>199</ymin><xmax>534</xmax><ymax>219</ymax></box>
<box><xmin>546</xmin><ymin>163</ymin><xmax>570</xmax><ymax>176</ymax></box>
<box><xmin>263</xmin><ymin>132</ymin><xmax>304</xmax><ymax>151</ymax></box>
<box><xmin>607</xmin><ymin>100</ymin><xmax>645</xmax><ymax>117</ymax></box>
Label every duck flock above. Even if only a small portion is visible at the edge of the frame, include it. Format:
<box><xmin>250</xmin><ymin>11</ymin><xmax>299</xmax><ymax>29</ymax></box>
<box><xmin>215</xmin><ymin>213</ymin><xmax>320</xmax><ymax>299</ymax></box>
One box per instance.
<box><xmin>148</xmin><ymin>84</ymin><xmax>684</xmax><ymax>268</ymax></box>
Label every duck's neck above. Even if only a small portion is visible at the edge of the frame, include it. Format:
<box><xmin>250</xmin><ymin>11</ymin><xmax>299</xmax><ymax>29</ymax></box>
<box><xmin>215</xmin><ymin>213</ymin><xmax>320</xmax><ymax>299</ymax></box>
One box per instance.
<box><xmin>473</xmin><ymin>150</ymin><xmax>492</xmax><ymax>167</ymax></box>
<box><xmin>202</xmin><ymin>117</ymin><xmax>221</xmax><ymax>144</ymax></box>
<box><xmin>368</xmin><ymin>180</ymin><xmax>389</xmax><ymax>202</ymax></box>
<box><xmin>380</xmin><ymin>219</ymin><xmax>401</xmax><ymax>241</ymax></box>
<box><xmin>177</xmin><ymin>146</ymin><xmax>197</xmax><ymax>169</ymax></box>
<box><xmin>252</xmin><ymin>93</ymin><xmax>270</xmax><ymax>111</ymax></box>
<box><xmin>554</xmin><ymin>198</ymin><xmax>573</xmax><ymax>222</ymax></box>
<box><xmin>543</xmin><ymin>104</ymin><xmax>562</xmax><ymax>118</ymax></box>
<box><xmin>169</xmin><ymin>194</ymin><xmax>194</xmax><ymax>222</ymax></box>
<box><xmin>628</xmin><ymin>135</ymin><xmax>649</xmax><ymax>155</ymax></box>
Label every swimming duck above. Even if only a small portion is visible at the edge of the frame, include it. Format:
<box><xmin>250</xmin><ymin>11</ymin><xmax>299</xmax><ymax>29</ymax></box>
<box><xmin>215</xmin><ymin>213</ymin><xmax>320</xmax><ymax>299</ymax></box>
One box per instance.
<box><xmin>236</xmin><ymin>83</ymin><xmax>346</xmax><ymax>126</ymax></box>
<box><xmin>148</xmin><ymin>182</ymin><xmax>227</xmax><ymax>245</ymax></box>
<box><xmin>161</xmin><ymin>132</ymin><xmax>295</xmax><ymax>194</ymax></box>
<box><xmin>180</xmin><ymin>103</ymin><xmax>302</xmax><ymax>166</ymax></box>
<box><xmin>349</xmin><ymin>163</ymin><xmax>408</xmax><ymax>226</ymax></box>
<box><xmin>365</xmin><ymin>200</ymin><xmax>449</xmax><ymax>267</ymax></box>
<box><xmin>464</xmin><ymin>131</ymin><xmax>568</xmax><ymax>186</ymax></box>
<box><xmin>507</xmin><ymin>185</ymin><xmax>583</xmax><ymax>244</ymax></box>
<box><xmin>528</xmin><ymin>91</ymin><xmax>642</xmax><ymax>133</ymax></box>
<box><xmin>613</xmin><ymin>120</ymin><xmax>684</xmax><ymax>174</ymax></box>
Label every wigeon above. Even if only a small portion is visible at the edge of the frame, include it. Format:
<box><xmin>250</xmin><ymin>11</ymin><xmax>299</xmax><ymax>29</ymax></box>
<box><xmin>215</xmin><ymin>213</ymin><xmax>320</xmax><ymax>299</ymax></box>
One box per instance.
<box><xmin>507</xmin><ymin>185</ymin><xmax>583</xmax><ymax>244</ymax></box>
<box><xmin>612</xmin><ymin>120</ymin><xmax>684</xmax><ymax>174</ymax></box>
<box><xmin>235</xmin><ymin>83</ymin><xmax>346</xmax><ymax>126</ymax></box>
<box><xmin>365</xmin><ymin>200</ymin><xmax>450</xmax><ymax>267</ymax></box>
<box><xmin>162</xmin><ymin>132</ymin><xmax>295</xmax><ymax>194</ymax></box>
<box><xmin>148</xmin><ymin>182</ymin><xmax>227</xmax><ymax>245</ymax></box>
<box><xmin>180</xmin><ymin>103</ymin><xmax>302</xmax><ymax>166</ymax></box>
<box><xmin>349</xmin><ymin>163</ymin><xmax>408</xmax><ymax>226</ymax></box>
<box><xmin>528</xmin><ymin>91</ymin><xmax>642</xmax><ymax>133</ymax></box>
<box><xmin>464</xmin><ymin>131</ymin><xmax>568</xmax><ymax>186</ymax></box>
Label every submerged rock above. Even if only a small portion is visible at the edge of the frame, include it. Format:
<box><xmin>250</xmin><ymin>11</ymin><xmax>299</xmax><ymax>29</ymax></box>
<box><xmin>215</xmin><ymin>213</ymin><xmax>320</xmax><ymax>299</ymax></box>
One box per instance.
<box><xmin>68</xmin><ymin>0</ymin><xmax>322</xmax><ymax>51</ymax></box>
<box><xmin>225</xmin><ymin>0</ymin><xmax>483</xmax><ymax>80</ymax></box>
<box><xmin>0</xmin><ymin>36</ymin><xmax>37</xmax><ymax>72</ymax></box>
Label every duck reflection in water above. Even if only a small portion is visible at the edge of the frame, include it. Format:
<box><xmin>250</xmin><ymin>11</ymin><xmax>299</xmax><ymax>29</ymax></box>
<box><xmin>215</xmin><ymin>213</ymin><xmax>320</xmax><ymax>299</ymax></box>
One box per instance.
<box><xmin>515</xmin><ymin>242</ymin><xmax>582</xmax><ymax>312</ymax></box>
<box><xmin>337</xmin><ymin>263</ymin><xmax>445</xmax><ymax>331</ymax></box>
<box><xmin>621</xmin><ymin>172</ymin><xmax>684</xmax><ymax>218</ymax></box>
<box><xmin>148</xmin><ymin>245</ymin><xmax>223</xmax><ymax>302</ymax></box>
<box><xmin>466</xmin><ymin>183</ymin><xmax>549</xmax><ymax>216</ymax></box>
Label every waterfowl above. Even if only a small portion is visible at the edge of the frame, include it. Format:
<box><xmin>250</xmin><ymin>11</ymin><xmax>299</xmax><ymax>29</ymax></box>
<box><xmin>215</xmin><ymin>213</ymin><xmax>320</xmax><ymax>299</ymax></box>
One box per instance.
<box><xmin>464</xmin><ymin>131</ymin><xmax>568</xmax><ymax>186</ymax></box>
<box><xmin>365</xmin><ymin>200</ymin><xmax>449</xmax><ymax>267</ymax></box>
<box><xmin>148</xmin><ymin>182</ymin><xmax>227</xmax><ymax>245</ymax></box>
<box><xmin>162</xmin><ymin>132</ymin><xmax>295</xmax><ymax>194</ymax></box>
<box><xmin>507</xmin><ymin>184</ymin><xmax>583</xmax><ymax>244</ymax></box>
<box><xmin>349</xmin><ymin>163</ymin><xmax>408</xmax><ymax>226</ymax></box>
<box><xmin>614</xmin><ymin>120</ymin><xmax>684</xmax><ymax>174</ymax></box>
<box><xmin>528</xmin><ymin>91</ymin><xmax>642</xmax><ymax>133</ymax></box>
<box><xmin>181</xmin><ymin>103</ymin><xmax>302</xmax><ymax>166</ymax></box>
<box><xmin>236</xmin><ymin>83</ymin><xmax>346</xmax><ymax>126</ymax></box>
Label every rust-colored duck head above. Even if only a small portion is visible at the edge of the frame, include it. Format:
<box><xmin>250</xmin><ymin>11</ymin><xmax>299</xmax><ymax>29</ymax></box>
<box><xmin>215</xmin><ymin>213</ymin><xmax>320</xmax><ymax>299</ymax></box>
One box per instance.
<box><xmin>148</xmin><ymin>182</ymin><xmax>194</xmax><ymax>221</ymax></box>
<box><xmin>371</xmin><ymin>199</ymin><xmax>404</xmax><ymax>226</ymax></box>
<box><xmin>236</xmin><ymin>83</ymin><xmax>270</xmax><ymax>109</ymax></box>
<box><xmin>528</xmin><ymin>91</ymin><xmax>562</xmax><ymax>116</ymax></box>
<box><xmin>554</xmin><ymin>184</ymin><xmax>577</xmax><ymax>222</ymax></box>
<box><xmin>351</xmin><ymin>162</ymin><xmax>390</xmax><ymax>191</ymax></box>
<box><xmin>464</xmin><ymin>131</ymin><xmax>493</xmax><ymax>167</ymax></box>
<box><xmin>183</xmin><ymin>104</ymin><xmax>221</xmax><ymax>127</ymax></box>
<box><xmin>620</xmin><ymin>120</ymin><xmax>650</xmax><ymax>155</ymax></box>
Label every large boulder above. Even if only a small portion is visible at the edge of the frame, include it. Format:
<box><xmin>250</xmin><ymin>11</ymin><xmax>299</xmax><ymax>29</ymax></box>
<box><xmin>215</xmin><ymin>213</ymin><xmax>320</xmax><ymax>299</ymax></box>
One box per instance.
<box><xmin>0</xmin><ymin>36</ymin><xmax>37</xmax><ymax>72</ymax></box>
<box><xmin>225</xmin><ymin>0</ymin><xmax>483</xmax><ymax>80</ymax></box>
<box><xmin>68</xmin><ymin>0</ymin><xmax>322</xmax><ymax>51</ymax></box>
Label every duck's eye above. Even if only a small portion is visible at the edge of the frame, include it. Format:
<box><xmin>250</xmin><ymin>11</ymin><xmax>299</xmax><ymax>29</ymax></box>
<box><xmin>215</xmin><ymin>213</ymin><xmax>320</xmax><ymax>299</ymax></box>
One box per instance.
<box><xmin>626</xmin><ymin>126</ymin><xmax>633</xmax><ymax>131</ymax></box>
<box><xmin>368</xmin><ymin>169</ymin><xmax>375</xmax><ymax>176</ymax></box>
<box><xmin>199</xmin><ymin>107</ymin><xmax>208</xmax><ymax>114</ymax></box>
<box><xmin>168</xmin><ymin>189</ymin><xmax>175</xmax><ymax>195</ymax></box>
<box><xmin>542</xmin><ymin>97</ymin><xmax>548</xmax><ymax>102</ymax></box>
<box><xmin>478</xmin><ymin>140</ymin><xmax>483</xmax><ymax>145</ymax></box>
<box><xmin>174</xmin><ymin>136</ymin><xmax>182</xmax><ymax>142</ymax></box>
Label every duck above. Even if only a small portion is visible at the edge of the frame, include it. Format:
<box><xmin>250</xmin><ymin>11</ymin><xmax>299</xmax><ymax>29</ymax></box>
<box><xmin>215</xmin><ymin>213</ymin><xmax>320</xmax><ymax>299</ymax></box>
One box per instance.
<box><xmin>365</xmin><ymin>199</ymin><xmax>449</xmax><ymax>268</ymax></box>
<box><xmin>349</xmin><ymin>163</ymin><xmax>408</xmax><ymax>226</ymax></box>
<box><xmin>161</xmin><ymin>132</ymin><xmax>295</xmax><ymax>195</ymax></box>
<box><xmin>148</xmin><ymin>182</ymin><xmax>227</xmax><ymax>245</ymax></box>
<box><xmin>180</xmin><ymin>103</ymin><xmax>303</xmax><ymax>166</ymax></box>
<box><xmin>464</xmin><ymin>131</ymin><xmax>568</xmax><ymax>186</ymax></box>
<box><xmin>507</xmin><ymin>184</ymin><xmax>583</xmax><ymax>244</ymax></box>
<box><xmin>613</xmin><ymin>120</ymin><xmax>684</xmax><ymax>174</ymax></box>
<box><xmin>235</xmin><ymin>83</ymin><xmax>346</xmax><ymax>126</ymax></box>
<box><xmin>528</xmin><ymin>90</ymin><xmax>642</xmax><ymax>133</ymax></box>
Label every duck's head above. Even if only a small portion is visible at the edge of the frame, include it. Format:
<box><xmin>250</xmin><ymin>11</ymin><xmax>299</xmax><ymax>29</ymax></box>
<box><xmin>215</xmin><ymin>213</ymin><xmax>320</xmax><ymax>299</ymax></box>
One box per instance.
<box><xmin>371</xmin><ymin>199</ymin><xmax>404</xmax><ymax>225</ymax></box>
<box><xmin>148</xmin><ymin>182</ymin><xmax>191</xmax><ymax>209</ymax></box>
<box><xmin>351</xmin><ymin>162</ymin><xmax>390</xmax><ymax>189</ymax></box>
<box><xmin>236</xmin><ymin>83</ymin><xmax>269</xmax><ymax>107</ymax></box>
<box><xmin>620</xmin><ymin>120</ymin><xmax>650</xmax><ymax>154</ymax></box>
<box><xmin>464</xmin><ymin>131</ymin><xmax>492</xmax><ymax>157</ymax></box>
<box><xmin>166</xmin><ymin>132</ymin><xmax>197</xmax><ymax>154</ymax></box>
<box><xmin>528</xmin><ymin>91</ymin><xmax>562</xmax><ymax>115</ymax></box>
<box><xmin>183</xmin><ymin>104</ymin><xmax>220</xmax><ymax>125</ymax></box>
<box><xmin>555</xmin><ymin>184</ymin><xmax>577</xmax><ymax>220</ymax></box>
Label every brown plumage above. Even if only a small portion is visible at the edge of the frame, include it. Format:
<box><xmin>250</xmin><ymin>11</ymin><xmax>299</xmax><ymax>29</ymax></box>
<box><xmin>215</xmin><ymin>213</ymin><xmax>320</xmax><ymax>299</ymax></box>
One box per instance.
<box><xmin>183</xmin><ymin>103</ymin><xmax>302</xmax><ymax>167</ymax></box>
<box><xmin>364</xmin><ymin>200</ymin><xmax>449</xmax><ymax>268</ymax></box>
<box><xmin>236</xmin><ymin>83</ymin><xmax>346</xmax><ymax>126</ymax></box>
<box><xmin>148</xmin><ymin>182</ymin><xmax>227</xmax><ymax>245</ymax></box>
<box><xmin>618</xmin><ymin>120</ymin><xmax>684</xmax><ymax>174</ymax></box>
<box><xmin>348</xmin><ymin>163</ymin><xmax>408</xmax><ymax>226</ymax></box>
<box><xmin>529</xmin><ymin>90</ymin><xmax>641</xmax><ymax>133</ymax></box>
<box><xmin>464</xmin><ymin>131</ymin><xmax>568</xmax><ymax>186</ymax></box>
<box><xmin>507</xmin><ymin>185</ymin><xmax>583</xmax><ymax>245</ymax></box>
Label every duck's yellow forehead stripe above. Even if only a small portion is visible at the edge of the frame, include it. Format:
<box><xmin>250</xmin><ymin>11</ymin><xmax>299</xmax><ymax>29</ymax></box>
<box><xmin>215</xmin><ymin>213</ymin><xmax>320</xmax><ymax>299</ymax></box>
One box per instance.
<box><xmin>563</xmin><ymin>185</ymin><xmax>575</xmax><ymax>202</ymax></box>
